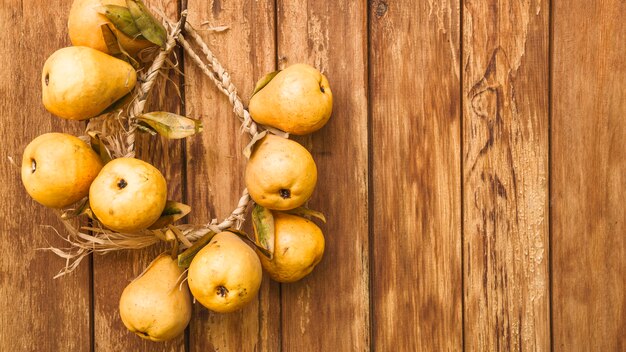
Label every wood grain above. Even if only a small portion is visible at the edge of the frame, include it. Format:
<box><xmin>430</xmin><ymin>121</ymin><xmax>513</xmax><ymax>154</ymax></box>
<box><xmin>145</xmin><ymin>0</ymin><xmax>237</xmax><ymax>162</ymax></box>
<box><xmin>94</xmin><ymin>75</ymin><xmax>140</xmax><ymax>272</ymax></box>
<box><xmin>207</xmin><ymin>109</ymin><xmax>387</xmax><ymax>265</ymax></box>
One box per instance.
<box><xmin>276</xmin><ymin>1</ymin><xmax>370</xmax><ymax>351</ymax></box>
<box><xmin>3</xmin><ymin>0</ymin><xmax>626</xmax><ymax>350</ymax></box>
<box><xmin>0</xmin><ymin>1</ymin><xmax>91</xmax><ymax>351</ymax></box>
<box><xmin>369</xmin><ymin>0</ymin><xmax>462</xmax><ymax>350</ymax></box>
<box><xmin>551</xmin><ymin>1</ymin><xmax>626</xmax><ymax>350</ymax></box>
<box><xmin>462</xmin><ymin>0</ymin><xmax>550</xmax><ymax>350</ymax></box>
<box><xmin>184</xmin><ymin>0</ymin><xmax>279</xmax><ymax>351</ymax></box>
<box><xmin>91</xmin><ymin>1</ymin><xmax>187</xmax><ymax>350</ymax></box>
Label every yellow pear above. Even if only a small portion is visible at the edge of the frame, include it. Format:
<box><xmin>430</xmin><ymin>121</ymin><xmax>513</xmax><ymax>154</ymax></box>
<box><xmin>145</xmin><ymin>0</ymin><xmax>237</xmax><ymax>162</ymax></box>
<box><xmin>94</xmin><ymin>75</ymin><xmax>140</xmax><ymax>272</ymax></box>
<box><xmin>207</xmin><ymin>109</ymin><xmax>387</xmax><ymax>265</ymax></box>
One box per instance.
<box><xmin>245</xmin><ymin>135</ymin><xmax>317</xmax><ymax>211</ymax></box>
<box><xmin>68</xmin><ymin>0</ymin><xmax>155</xmax><ymax>56</ymax></box>
<box><xmin>248</xmin><ymin>63</ymin><xmax>333</xmax><ymax>135</ymax></box>
<box><xmin>42</xmin><ymin>46</ymin><xmax>136</xmax><ymax>120</ymax></box>
<box><xmin>89</xmin><ymin>157</ymin><xmax>167</xmax><ymax>232</ymax></box>
<box><xmin>256</xmin><ymin>212</ymin><xmax>325</xmax><ymax>283</ymax></box>
<box><xmin>188</xmin><ymin>232</ymin><xmax>262</xmax><ymax>313</ymax></box>
<box><xmin>21</xmin><ymin>133</ymin><xmax>103</xmax><ymax>208</ymax></box>
<box><xmin>119</xmin><ymin>254</ymin><xmax>192</xmax><ymax>342</ymax></box>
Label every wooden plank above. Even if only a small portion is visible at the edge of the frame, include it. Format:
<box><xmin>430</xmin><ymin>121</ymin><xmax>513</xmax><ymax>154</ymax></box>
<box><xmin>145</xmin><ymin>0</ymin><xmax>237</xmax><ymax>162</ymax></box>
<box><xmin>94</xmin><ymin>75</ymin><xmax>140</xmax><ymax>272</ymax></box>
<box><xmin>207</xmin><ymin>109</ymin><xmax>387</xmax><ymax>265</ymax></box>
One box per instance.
<box><xmin>0</xmin><ymin>1</ymin><xmax>91</xmax><ymax>351</ymax></box>
<box><xmin>369</xmin><ymin>0</ymin><xmax>462</xmax><ymax>350</ymax></box>
<box><xmin>92</xmin><ymin>1</ymin><xmax>186</xmax><ymax>351</ymax></box>
<box><xmin>462</xmin><ymin>0</ymin><xmax>550</xmax><ymax>350</ymax></box>
<box><xmin>551</xmin><ymin>1</ymin><xmax>626</xmax><ymax>350</ymax></box>
<box><xmin>276</xmin><ymin>1</ymin><xmax>370</xmax><ymax>351</ymax></box>
<box><xmin>184</xmin><ymin>0</ymin><xmax>279</xmax><ymax>351</ymax></box>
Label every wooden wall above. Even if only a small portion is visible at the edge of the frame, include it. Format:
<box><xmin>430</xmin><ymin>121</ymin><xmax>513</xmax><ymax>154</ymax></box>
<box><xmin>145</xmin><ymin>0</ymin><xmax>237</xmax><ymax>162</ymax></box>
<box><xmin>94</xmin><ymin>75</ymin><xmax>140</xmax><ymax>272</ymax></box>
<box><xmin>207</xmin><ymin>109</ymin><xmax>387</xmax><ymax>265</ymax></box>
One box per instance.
<box><xmin>0</xmin><ymin>0</ymin><xmax>623</xmax><ymax>351</ymax></box>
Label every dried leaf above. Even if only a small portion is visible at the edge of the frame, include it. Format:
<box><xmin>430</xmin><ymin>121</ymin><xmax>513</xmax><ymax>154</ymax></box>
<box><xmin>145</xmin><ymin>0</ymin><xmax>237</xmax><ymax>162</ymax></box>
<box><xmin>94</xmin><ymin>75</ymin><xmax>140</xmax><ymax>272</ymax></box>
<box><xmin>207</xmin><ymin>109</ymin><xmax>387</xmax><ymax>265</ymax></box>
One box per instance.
<box><xmin>100</xmin><ymin>24</ymin><xmax>122</xmax><ymax>56</ymax></box>
<box><xmin>177</xmin><ymin>231</ymin><xmax>216</xmax><ymax>268</ymax></box>
<box><xmin>283</xmin><ymin>206</ymin><xmax>327</xmax><ymax>223</ymax></box>
<box><xmin>100</xmin><ymin>24</ymin><xmax>137</xmax><ymax>66</ymax></box>
<box><xmin>252</xmin><ymin>205</ymin><xmax>275</xmax><ymax>259</ymax></box>
<box><xmin>88</xmin><ymin>131</ymin><xmax>112</xmax><ymax>164</ymax></box>
<box><xmin>136</xmin><ymin>123</ymin><xmax>157</xmax><ymax>136</ymax></box>
<box><xmin>126</xmin><ymin>0</ymin><xmax>166</xmax><ymax>48</ymax></box>
<box><xmin>138</xmin><ymin>111</ymin><xmax>203</xmax><ymax>139</ymax></box>
<box><xmin>224</xmin><ymin>228</ymin><xmax>273</xmax><ymax>258</ymax></box>
<box><xmin>149</xmin><ymin>201</ymin><xmax>191</xmax><ymax>229</ymax></box>
<box><xmin>62</xmin><ymin>200</ymin><xmax>97</xmax><ymax>221</ymax></box>
<box><xmin>60</xmin><ymin>198</ymin><xmax>90</xmax><ymax>220</ymax></box>
<box><xmin>169</xmin><ymin>225</ymin><xmax>193</xmax><ymax>248</ymax></box>
<box><xmin>96</xmin><ymin>5</ymin><xmax>144</xmax><ymax>39</ymax></box>
<box><xmin>251</xmin><ymin>70</ymin><xmax>280</xmax><ymax>98</ymax></box>
<box><xmin>169</xmin><ymin>233</ymin><xmax>179</xmax><ymax>260</ymax></box>
<box><xmin>82</xmin><ymin>207</ymin><xmax>97</xmax><ymax>221</ymax></box>
<box><xmin>243</xmin><ymin>130</ymin><xmax>267</xmax><ymax>159</ymax></box>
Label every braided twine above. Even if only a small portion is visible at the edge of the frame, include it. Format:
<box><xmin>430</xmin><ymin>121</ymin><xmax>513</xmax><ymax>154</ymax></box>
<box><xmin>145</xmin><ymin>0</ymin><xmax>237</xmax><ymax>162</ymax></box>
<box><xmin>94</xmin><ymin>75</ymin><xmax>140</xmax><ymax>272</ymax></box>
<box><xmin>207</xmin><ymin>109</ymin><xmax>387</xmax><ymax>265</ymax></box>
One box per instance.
<box><xmin>49</xmin><ymin>10</ymin><xmax>284</xmax><ymax>277</ymax></box>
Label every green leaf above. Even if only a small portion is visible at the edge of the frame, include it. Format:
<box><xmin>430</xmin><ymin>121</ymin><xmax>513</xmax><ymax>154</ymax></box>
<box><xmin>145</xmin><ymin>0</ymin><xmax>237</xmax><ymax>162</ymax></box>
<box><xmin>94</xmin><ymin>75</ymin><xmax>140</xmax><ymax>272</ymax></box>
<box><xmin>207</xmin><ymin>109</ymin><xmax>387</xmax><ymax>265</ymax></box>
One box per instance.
<box><xmin>137</xmin><ymin>112</ymin><xmax>203</xmax><ymax>139</ymax></box>
<box><xmin>251</xmin><ymin>70</ymin><xmax>280</xmax><ymax>98</ymax></box>
<box><xmin>177</xmin><ymin>231</ymin><xmax>216</xmax><ymax>268</ymax></box>
<box><xmin>283</xmin><ymin>206</ymin><xmax>327</xmax><ymax>223</ymax></box>
<box><xmin>126</xmin><ymin>0</ymin><xmax>167</xmax><ymax>48</ymax></box>
<box><xmin>87</xmin><ymin>131</ymin><xmax>112</xmax><ymax>164</ymax></box>
<box><xmin>252</xmin><ymin>205</ymin><xmax>275</xmax><ymax>259</ymax></box>
<box><xmin>149</xmin><ymin>201</ymin><xmax>191</xmax><ymax>229</ymax></box>
<box><xmin>96</xmin><ymin>5</ymin><xmax>144</xmax><ymax>39</ymax></box>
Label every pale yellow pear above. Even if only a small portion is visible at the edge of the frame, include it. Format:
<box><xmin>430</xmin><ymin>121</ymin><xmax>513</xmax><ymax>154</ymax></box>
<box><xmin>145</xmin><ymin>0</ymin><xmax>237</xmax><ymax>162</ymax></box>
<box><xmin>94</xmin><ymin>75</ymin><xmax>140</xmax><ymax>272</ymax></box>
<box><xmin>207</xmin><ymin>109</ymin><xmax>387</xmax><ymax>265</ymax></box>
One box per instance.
<box><xmin>89</xmin><ymin>157</ymin><xmax>167</xmax><ymax>232</ymax></box>
<box><xmin>119</xmin><ymin>254</ymin><xmax>192</xmax><ymax>342</ymax></box>
<box><xmin>256</xmin><ymin>212</ymin><xmax>325</xmax><ymax>283</ymax></box>
<box><xmin>248</xmin><ymin>63</ymin><xmax>333</xmax><ymax>135</ymax></box>
<box><xmin>42</xmin><ymin>46</ymin><xmax>136</xmax><ymax>120</ymax></box>
<box><xmin>68</xmin><ymin>0</ymin><xmax>155</xmax><ymax>56</ymax></box>
<box><xmin>188</xmin><ymin>232</ymin><xmax>262</xmax><ymax>313</ymax></box>
<box><xmin>21</xmin><ymin>133</ymin><xmax>103</xmax><ymax>208</ymax></box>
<box><xmin>245</xmin><ymin>135</ymin><xmax>317</xmax><ymax>211</ymax></box>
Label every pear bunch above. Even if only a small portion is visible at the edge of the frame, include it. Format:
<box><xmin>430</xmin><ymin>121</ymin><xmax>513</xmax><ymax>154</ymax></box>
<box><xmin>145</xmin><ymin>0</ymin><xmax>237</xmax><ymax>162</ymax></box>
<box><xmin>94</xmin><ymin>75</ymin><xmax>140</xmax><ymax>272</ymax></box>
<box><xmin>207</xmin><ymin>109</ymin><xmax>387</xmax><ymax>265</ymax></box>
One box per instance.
<box><xmin>21</xmin><ymin>1</ymin><xmax>193</xmax><ymax>341</ymax></box>
<box><xmin>21</xmin><ymin>0</ymin><xmax>334</xmax><ymax>344</ymax></box>
<box><xmin>24</xmin><ymin>0</ymin><xmax>180</xmax><ymax>229</ymax></box>
<box><xmin>122</xmin><ymin>65</ymin><xmax>331</xmax><ymax>322</ymax></box>
<box><xmin>184</xmin><ymin>65</ymin><xmax>333</xmax><ymax>316</ymax></box>
<box><xmin>223</xmin><ymin>65</ymin><xmax>331</xmax><ymax>288</ymax></box>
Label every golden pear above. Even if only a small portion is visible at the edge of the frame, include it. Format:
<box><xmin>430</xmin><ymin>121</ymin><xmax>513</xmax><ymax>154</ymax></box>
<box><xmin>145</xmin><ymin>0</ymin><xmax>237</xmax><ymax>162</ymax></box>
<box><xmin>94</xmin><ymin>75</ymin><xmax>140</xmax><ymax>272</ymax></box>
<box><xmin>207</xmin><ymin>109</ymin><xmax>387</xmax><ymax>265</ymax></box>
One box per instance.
<box><xmin>68</xmin><ymin>0</ymin><xmax>155</xmax><ymax>56</ymax></box>
<box><xmin>188</xmin><ymin>232</ymin><xmax>262</xmax><ymax>313</ymax></box>
<box><xmin>21</xmin><ymin>133</ymin><xmax>103</xmax><ymax>208</ymax></box>
<box><xmin>245</xmin><ymin>135</ymin><xmax>317</xmax><ymax>211</ymax></box>
<box><xmin>119</xmin><ymin>254</ymin><xmax>192</xmax><ymax>342</ymax></box>
<box><xmin>248</xmin><ymin>63</ymin><xmax>333</xmax><ymax>135</ymax></box>
<box><xmin>257</xmin><ymin>212</ymin><xmax>325</xmax><ymax>283</ymax></box>
<box><xmin>42</xmin><ymin>46</ymin><xmax>136</xmax><ymax>120</ymax></box>
<box><xmin>89</xmin><ymin>157</ymin><xmax>167</xmax><ymax>232</ymax></box>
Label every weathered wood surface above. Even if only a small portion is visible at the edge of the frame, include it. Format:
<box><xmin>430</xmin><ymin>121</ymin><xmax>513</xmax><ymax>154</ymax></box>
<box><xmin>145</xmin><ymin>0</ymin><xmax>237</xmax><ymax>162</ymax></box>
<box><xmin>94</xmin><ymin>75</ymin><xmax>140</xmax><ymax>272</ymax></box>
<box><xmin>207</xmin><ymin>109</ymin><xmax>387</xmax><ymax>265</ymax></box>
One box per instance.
<box><xmin>1</xmin><ymin>0</ymin><xmax>624</xmax><ymax>351</ymax></box>
<box><xmin>91</xmin><ymin>0</ymin><xmax>186</xmax><ymax>350</ymax></box>
<box><xmin>0</xmin><ymin>1</ymin><xmax>91</xmax><ymax>351</ymax></box>
<box><xmin>184</xmin><ymin>0</ymin><xmax>278</xmax><ymax>350</ymax></box>
<box><xmin>369</xmin><ymin>0</ymin><xmax>461</xmax><ymax>350</ymax></box>
<box><xmin>551</xmin><ymin>1</ymin><xmax>626</xmax><ymax>351</ymax></box>
<box><xmin>462</xmin><ymin>0</ymin><xmax>550</xmax><ymax>350</ymax></box>
<box><xmin>277</xmin><ymin>1</ymin><xmax>370</xmax><ymax>351</ymax></box>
